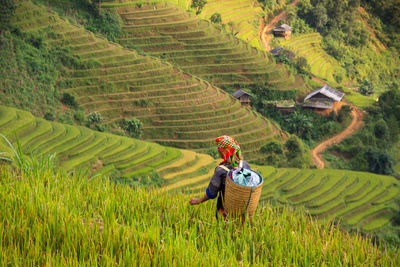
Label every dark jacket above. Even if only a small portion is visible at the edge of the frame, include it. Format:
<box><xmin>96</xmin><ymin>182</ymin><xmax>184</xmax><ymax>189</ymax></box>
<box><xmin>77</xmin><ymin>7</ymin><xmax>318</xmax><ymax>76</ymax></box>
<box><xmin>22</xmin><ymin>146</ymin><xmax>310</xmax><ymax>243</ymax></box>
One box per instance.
<box><xmin>206</xmin><ymin>161</ymin><xmax>251</xmax><ymax>210</ymax></box>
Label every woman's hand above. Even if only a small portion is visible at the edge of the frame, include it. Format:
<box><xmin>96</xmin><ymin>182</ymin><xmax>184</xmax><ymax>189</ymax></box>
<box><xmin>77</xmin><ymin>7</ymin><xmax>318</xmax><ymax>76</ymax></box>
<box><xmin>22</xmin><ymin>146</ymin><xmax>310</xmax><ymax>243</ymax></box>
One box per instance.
<box><xmin>189</xmin><ymin>198</ymin><xmax>202</xmax><ymax>205</ymax></box>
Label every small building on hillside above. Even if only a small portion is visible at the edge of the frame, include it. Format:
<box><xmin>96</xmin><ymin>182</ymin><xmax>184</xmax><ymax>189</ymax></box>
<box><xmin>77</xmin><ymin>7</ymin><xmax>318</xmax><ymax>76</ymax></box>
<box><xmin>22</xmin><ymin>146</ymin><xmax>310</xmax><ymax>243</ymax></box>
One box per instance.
<box><xmin>233</xmin><ymin>89</ymin><xmax>252</xmax><ymax>107</ymax></box>
<box><xmin>302</xmin><ymin>84</ymin><xmax>345</xmax><ymax>111</ymax></box>
<box><xmin>270</xmin><ymin>46</ymin><xmax>283</xmax><ymax>56</ymax></box>
<box><xmin>273</xmin><ymin>24</ymin><xmax>292</xmax><ymax>39</ymax></box>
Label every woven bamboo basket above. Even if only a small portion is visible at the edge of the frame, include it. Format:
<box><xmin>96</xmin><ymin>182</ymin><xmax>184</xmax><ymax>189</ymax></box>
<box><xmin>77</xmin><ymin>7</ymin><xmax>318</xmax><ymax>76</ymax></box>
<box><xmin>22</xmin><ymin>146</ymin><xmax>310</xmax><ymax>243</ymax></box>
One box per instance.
<box><xmin>223</xmin><ymin>169</ymin><xmax>263</xmax><ymax>219</ymax></box>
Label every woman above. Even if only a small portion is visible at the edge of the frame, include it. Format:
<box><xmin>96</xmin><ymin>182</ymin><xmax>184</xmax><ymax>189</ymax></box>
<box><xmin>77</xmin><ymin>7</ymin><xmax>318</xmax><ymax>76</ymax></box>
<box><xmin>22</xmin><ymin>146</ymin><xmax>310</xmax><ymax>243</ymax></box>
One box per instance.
<box><xmin>189</xmin><ymin>135</ymin><xmax>251</xmax><ymax>218</ymax></box>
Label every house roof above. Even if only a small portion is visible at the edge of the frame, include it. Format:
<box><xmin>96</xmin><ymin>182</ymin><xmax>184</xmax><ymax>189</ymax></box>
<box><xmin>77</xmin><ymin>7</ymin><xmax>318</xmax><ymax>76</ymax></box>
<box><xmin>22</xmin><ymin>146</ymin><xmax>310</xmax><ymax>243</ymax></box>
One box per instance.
<box><xmin>304</xmin><ymin>84</ymin><xmax>345</xmax><ymax>102</ymax></box>
<box><xmin>232</xmin><ymin>89</ymin><xmax>252</xmax><ymax>99</ymax></box>
<box><xmin>302</xmin><ymin>98</ymin><xmax>334</xmax><ymax>109</ymax></box>
<box><xmin>270</xmin><ymin>46</ymin><xmax>283</xmax><ymax>56</ymax></box>
<box><xmin>274</xmin><ymin>24</ymin><xmax>292</xmax><ymax>32</ymax></box>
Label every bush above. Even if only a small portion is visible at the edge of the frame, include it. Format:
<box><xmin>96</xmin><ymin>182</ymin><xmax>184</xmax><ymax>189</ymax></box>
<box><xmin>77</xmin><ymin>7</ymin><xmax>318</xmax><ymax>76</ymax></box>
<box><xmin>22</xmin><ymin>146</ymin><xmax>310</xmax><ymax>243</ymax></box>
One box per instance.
<box><xmin>191</xmin><ymin>0</ymin><xmax>207</xmax><ymax>15</ymax></box>
<box><xmin>210</xmin><ymin>13</ymin><xmax>222</xmax><ymax>24</ymax></box>
<box><xmin>61</xmin><ymin>93</ymin><xmax>78</xmax><ymax>108</ymax></box>
<box><xmin>122</xmin><ymin>118</ymin><xmax>143</xmax><ymax>138</ymax></box>
<box><xmin>261</xmin><ymin>141</ymin><xmax>283</xmax><ymax>155</ymax></box>
<box><xmin>87</xmin><ymin>112</ymin><xmax>103</xmax><ymax>124</ymax></box>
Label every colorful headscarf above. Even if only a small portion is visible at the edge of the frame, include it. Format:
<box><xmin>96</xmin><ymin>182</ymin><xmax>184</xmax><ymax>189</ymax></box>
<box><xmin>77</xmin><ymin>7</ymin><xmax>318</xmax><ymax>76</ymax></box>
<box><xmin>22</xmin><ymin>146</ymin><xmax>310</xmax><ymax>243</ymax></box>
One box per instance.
<box><xmin>215</xmin><ymin>135</ymin><xmax>243</xmax><ymax>168</ymax></box>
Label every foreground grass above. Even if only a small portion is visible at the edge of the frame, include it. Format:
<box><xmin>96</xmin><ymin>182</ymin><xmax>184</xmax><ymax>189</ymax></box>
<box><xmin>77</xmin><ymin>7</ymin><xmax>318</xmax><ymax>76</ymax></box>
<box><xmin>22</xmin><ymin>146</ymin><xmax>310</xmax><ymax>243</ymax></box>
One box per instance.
<box><xmin>0</xmin><ymin>164</ymin><xmax>399</xmax><ymax>265</ymax></box>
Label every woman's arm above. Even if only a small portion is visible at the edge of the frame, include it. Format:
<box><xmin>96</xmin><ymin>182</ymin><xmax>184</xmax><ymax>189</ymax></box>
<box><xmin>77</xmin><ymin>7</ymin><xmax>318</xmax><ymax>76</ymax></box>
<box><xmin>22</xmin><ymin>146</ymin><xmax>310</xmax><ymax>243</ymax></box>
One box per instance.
<box><xmin>189</xmin><ymin>193</ymin><xmax>209</xmax><ymax>205</ymax></box>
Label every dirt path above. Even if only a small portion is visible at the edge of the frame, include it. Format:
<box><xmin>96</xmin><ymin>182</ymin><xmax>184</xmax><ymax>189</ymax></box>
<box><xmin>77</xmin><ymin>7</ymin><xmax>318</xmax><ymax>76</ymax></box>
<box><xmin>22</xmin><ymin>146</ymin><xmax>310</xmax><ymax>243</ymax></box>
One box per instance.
<box><xmin>260</xmin><ymin>0</ymin><xmax>300</xmax><ymax>51</ymax></box>
<box><xmin>311</xmin><ymin>103</ymin><xmax>364</xmax><ymax>168</ymax></box>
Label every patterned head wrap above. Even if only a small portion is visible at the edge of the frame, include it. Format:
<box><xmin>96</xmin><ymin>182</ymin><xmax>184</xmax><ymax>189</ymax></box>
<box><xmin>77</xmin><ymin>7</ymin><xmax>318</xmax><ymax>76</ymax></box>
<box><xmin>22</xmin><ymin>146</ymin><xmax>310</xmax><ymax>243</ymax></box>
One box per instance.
<box><xmin>215</xmin><ymin>135</ymin><xmax>243</xmax><ymax>168</ymax></box>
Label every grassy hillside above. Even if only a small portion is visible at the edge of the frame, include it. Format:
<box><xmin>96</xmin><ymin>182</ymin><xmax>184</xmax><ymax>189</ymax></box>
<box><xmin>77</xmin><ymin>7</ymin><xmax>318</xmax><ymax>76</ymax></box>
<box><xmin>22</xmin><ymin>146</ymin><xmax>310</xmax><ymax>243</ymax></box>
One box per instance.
<box><xmin>1</xmin><ymin>164</ymin><xmax>399</xmax><ymax>265</ymax></box>
<box><xmin>7</xmin><ymin>0</ymin><xmax>285</xmax><ymax>159</ymax></box>
<box><xmin>199</xmin><ymin>0</ymin><xmax>264</xmax><ymax>49</ymax></box>
<box><xmin>102</xmin><ymin>2</ymin><xmax>309</xmax><ymax>96</ymax></box>
<box><xmin>1</xmin><ymin>105</ymin><xmax>399</xmax><ymax>236</ymax></box>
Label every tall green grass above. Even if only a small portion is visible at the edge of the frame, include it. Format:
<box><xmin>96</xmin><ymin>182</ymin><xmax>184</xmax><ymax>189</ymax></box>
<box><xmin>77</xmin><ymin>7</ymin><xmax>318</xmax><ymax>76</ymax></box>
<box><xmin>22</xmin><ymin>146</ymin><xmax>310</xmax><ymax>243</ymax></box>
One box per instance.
<box><xmin>0</xmin><ymin>162</ymin><xmax>399</xmax><ymax>265</ymax></box>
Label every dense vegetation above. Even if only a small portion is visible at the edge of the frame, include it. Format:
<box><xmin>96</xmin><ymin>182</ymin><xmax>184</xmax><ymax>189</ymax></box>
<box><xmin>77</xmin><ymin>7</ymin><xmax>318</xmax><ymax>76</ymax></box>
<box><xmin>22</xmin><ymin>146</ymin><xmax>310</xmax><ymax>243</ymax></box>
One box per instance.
<box><xmin>0</xmin><ymin>160</ymin><xmax>399</xmax><ymax>265</ymax></box>
<box><xmin>325</xmin><ymin>88</ymin><xmax>400</xmax><ymax>176</ymax></box>
<box><xmin>292</xmin><ymin>0</ymin><xmax>400</xmax><ymax>90</ymax></box>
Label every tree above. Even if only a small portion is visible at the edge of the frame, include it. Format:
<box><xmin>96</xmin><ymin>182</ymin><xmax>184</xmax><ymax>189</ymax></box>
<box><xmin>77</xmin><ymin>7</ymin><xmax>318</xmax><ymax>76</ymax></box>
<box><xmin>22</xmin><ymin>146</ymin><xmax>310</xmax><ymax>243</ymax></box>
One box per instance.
<box><xmin>261</xmin><ymin>141</ymin><xmax>283</xmax><ymax>155</ymax></box>
<box><xmin>210</xmin><ymin>13</ymin><xmax>222</xmax><ymax>24</ymax></box>
<box><xmin>365</xmin><ymin>148</ymin><xmax>394</xmax><ymax>175</ymax></box>
<box><xmin>358</xmin><ymin>79</ymin><xmax>374</xmax><ymax>96</ymax></box>
<box><xmin>123</xmin><ymin>118</ymin><xmax>143</xmax><ymax>138</ymax></box>
<box><xmin>191</xmin><ymin>0</ymin><xmax>207</xmax><ymax>15</ymax></box>
<box><xmin>61</xmin><ymin>93</ymin><xmax>78</xmax><ymax>108</ymax></box>
<box><xmin>285</xmin><ymin>135</ymin><xmax>303</xmax><ymax>160</ymax></box>
<box><xmin>374</xmin><ymin>119</ymin><xmax>389</xmax><ymax>140</ymax></box>
<box><xmin>87</xmin><ymin>112</ymin><xmax>103</xmax><ymax>124</ymax></box>
<box><xmin>311</xmin><ymin>4</ymin><xmax>328</xmax><ymax>31</ymax></box>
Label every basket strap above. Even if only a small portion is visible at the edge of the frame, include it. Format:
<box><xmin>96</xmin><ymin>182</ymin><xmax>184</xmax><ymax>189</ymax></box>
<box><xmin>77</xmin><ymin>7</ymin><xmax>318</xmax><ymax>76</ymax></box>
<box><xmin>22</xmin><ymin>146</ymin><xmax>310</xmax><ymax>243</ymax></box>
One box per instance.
<box><xmin>218</xmin><ymin>165</ymin><xmax>230</xmax><ymax>172</ymax></box>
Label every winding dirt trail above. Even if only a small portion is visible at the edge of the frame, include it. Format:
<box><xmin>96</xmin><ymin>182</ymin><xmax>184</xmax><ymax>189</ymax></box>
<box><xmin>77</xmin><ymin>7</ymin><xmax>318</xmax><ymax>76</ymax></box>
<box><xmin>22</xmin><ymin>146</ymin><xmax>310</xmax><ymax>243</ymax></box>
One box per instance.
<box><xmin>260</xmin><ymin>0</ymin><xmax>300</xmax><ymax>51</ymax></box>
<box><xmin>311</xmin><ymin>103</ymin><xmax>364</xmax><ymax>168</ymax></box>
<box><xmin>259</xmin><ymin>0</ymin><xmax>365</xmax><ymax>168</ymax></box>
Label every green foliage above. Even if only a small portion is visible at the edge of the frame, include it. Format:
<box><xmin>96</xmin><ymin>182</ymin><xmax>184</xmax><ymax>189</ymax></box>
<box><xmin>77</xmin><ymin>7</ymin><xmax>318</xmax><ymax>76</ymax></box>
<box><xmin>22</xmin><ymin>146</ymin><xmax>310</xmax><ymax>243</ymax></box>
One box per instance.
<box><xmin>122</xmin><ymin>118</ymin><xmax>143</xmax><ymax>138</ymax></box>
<box><xmin>205</xmin><ymin>147</ymin><xmax>219</xmax><ymax>159</ymax></box>
<box><xmin>284</xmin><ymin>135</ymin><xmax>310</xmax><ymax>168</ymax></box>
<box><xmin>191</xmin><ymin>0</ymin><xmax>207</xmax><ymax>15</ymax></box>
<box><xmin>73</xmin><ymin>109</ymin><xmax>86</xmax><ymax>124</ymax></box>
<box><xmin>33</xmin><ymin>0</ymin><xmax>122</xmax><ymax>42</ymax></box>
<box><xmin>365</xmin><ymin>148</ymin><xmax>394</xmax><ymax>175</ymax></box>
<box><xmin>359</xmin><ymin>79</ymin><xmax>375</xmax><ymax>96</ymax></box>
<box><xmin>261</xmin><ymin>141</ymin><xmax>283</xmax><ymax>155</ymax></box>
<box><xmin>210</xmin><ymin>13</ymin><xmax>222</xmax><ymax>24</ymax></box>
<box><xmin>61</xmin><ymin>93</ymin><xmax>78</xmax><ymax>108</ymax></box>
<box><xmin>87</xmin><ymin>112</ymin><xmax>103</xmax><ymax>125</ymax></box>
<box><xmin>0</xmin><ymin>29</ymin><xmax>68</xmax><ymax>117</ymax></box>
<box><xmin>337</xmin><ymin>105</ymin><xmax>352</xmax><ymax>123</ymax></box>
<box><xmin>0</xmin><ymin>0</ymin><xmax>16</xmax><ymax>34</ymax></box>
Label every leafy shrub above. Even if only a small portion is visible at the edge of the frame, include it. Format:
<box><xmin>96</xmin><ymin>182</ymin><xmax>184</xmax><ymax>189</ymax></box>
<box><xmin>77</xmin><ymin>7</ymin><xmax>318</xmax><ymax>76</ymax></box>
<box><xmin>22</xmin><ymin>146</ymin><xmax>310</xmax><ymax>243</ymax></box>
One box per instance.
<box><xmin>210</xmin><ymin>13</ymin><xmax>222</xmax><ymax>24</ymax></box>
<box><xmin>44</xmin><ymin>112</ymin><xmax>55</xmax><ymax>121</ymax></box>
<box><xmin>87</xmin><ymin>112</ymin><xmax>103</xmax><ymax>124</ymax></box>
<box><xmin>191</xmin><ymin>0</ymin><xmax>207</xmax><ymax>14</ymax></box>
<box><xmin>261</xmin><ymin>141</ymin><xmax>283</xmax><ymax>155</ymax></box>
<box><xmin>358</xmin><ymin>79</ymin><xmax>374</xmax><ymax>96</ymax></box>
<box><xmin>61</xmin><ymin>93</ymin><xmax>78</xmax><ymax>108</ymax></box>
<box><xmin>122</xmin><ymin>118</ymin><xmax>143</xmax><ymax>138</ymax></box>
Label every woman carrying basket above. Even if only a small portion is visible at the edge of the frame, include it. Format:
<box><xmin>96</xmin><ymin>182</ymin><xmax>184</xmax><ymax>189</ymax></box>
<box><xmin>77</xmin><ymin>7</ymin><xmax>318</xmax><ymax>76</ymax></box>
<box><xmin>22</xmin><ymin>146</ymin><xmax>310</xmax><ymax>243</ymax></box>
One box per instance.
<box><xmin>189</xmin><ymin>135</ymin><xmax>251</xmax><ymax>219</ymax></box>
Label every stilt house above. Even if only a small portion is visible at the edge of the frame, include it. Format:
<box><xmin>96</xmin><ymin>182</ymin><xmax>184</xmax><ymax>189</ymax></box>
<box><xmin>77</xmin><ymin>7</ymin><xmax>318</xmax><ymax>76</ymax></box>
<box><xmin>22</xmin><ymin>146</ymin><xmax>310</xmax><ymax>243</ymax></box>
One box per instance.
<box><xmin>303</xmin><ymin>84</ymin><xmax>345</xmax><ymax>110</ymax></box>
<box><xmin>273</xmin><ymin>24</ymin><xmax>292</xmax><ymax>39</ymax></box>
<box><xmin>233</xmin><ymin>89</ymin><xmax>251</xmax><ymax>107</ymax></box>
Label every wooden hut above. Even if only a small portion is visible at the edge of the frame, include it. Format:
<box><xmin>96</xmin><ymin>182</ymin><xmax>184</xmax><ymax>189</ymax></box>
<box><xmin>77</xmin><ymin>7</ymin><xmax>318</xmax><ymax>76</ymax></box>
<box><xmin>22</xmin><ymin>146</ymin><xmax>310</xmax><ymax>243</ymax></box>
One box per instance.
<box><xmin>233</xmin><ymin>89</ymin><xmax>251</xmax><ymax>107</ymax></box>
<box><xmin>273</xmin><ymin>24</ymin><xmax>292</xmax><ymax>39</ymax></box>
<box><xmin>302</xmin><ymin>84</ymin><xmax>345</xmax><ymax>111</ymax></box>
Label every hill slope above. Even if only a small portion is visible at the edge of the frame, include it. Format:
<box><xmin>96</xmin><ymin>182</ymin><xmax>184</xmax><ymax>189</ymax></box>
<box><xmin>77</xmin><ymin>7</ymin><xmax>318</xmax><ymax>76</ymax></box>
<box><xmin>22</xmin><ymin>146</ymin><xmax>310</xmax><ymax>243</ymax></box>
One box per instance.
<box><xmin>101</xmin><ymin>2</ymin><xmax>309</xmax><ymax>95</ymax></box>
<box><xmin>1</xmin><ymin>105</ymin><xmax>399</xmax><ymax>235</ymax></box>
<box><xmin>8</xmin><ymin>0</ymin><xmax>285</xmax><ymax>159</ymax></box>
<box><xmin>1</xmin><ymin>164</ymin><xmax>399</xmax><ymax>265</ymax></box>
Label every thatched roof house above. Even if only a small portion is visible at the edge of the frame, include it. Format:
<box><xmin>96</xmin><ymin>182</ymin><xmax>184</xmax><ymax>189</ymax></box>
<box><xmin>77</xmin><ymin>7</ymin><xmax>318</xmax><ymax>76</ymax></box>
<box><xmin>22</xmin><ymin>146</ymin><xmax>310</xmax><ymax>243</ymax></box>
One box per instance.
<box><xmin>233</xmin><ymin>89</ymin><xmax>252</xmax><ymax>107</ymax></box>
<box><xmin>273</xmin><ymin>24</ymin><xmax>292</xmax><ymax>39</ymax></box>
<box><xmin>270</xmin><ymin>46</ymin><xmax>283</xmax><ymax>56</ymax></box>
<box><xmin>303</xmin><ymin>84</ymin><xmax>345</xmax><ymax>109</ymax></box>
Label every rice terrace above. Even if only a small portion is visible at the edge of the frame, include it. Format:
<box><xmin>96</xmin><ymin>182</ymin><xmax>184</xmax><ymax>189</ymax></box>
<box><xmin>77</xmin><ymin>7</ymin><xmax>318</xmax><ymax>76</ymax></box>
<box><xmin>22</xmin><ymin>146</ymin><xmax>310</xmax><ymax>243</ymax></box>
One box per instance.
<box><xmin>0</xmin><ymin>0</ymin><xmax>400</xmax><ymax>265</ymax></box>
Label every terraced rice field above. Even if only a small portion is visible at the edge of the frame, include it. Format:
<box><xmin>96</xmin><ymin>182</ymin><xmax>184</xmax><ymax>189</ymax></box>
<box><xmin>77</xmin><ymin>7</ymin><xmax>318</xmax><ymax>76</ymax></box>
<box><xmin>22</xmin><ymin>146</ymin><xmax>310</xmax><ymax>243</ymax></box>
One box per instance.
<box><xmin>1</xmin><ymin>105</ymin><xmax>399</xmax><ymax>233</ymax></box>
<box><xmin>103</xmin><ymin>2</ymin><xmax>308</xmax><ymax>94</ymax></box>
<box><xmin>0</xmin><ymin>105</ymin><xmax>216</xmax><ymax>181</ymax></box>
<box><xmin>12</xmin><ymin>1</ymin><xmax>284</xmax><ymax>160</ymax></box>
<box><xmin>199</xmin><ymin>0</ymin><xmax>263</xmax><ymax>49</ymax></box>
<box><xmin>277</xmin><ymin>33</ymin><xmax>346</xmax><ymax>85</ymax></box>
